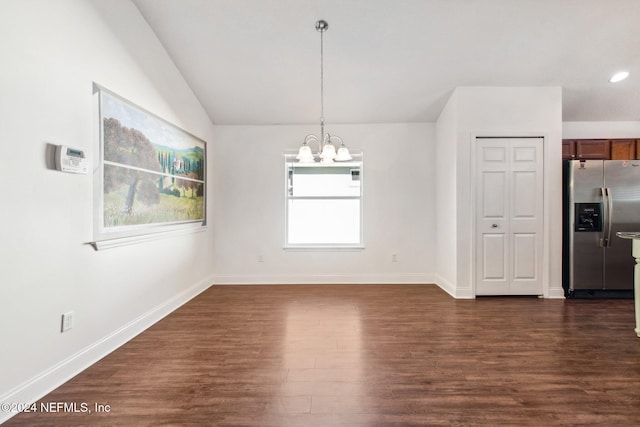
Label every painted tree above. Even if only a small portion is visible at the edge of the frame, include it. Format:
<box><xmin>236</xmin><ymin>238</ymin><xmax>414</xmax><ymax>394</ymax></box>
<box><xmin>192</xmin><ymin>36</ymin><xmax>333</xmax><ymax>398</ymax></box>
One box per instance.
<box><xmin>185</xmin><ymin>172</ymin><xmax>199</xmax><ymax>198</ymax></box>
<box><xmin>103</xmin><ymin>117</ymin><xmax>162</xmax><ymax>213</ymax></box>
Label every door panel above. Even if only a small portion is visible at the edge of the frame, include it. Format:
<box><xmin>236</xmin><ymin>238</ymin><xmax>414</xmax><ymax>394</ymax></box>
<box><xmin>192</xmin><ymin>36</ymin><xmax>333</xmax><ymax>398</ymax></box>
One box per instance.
<box><xmin>483</xmin><ymin>172</ymin><xmax>506</xmax><ymax>218</ymax></box>
<box><xmin>483</xmin><ymin>146</ymin><xmax>506</xmax><ymax>162</ymax></box>
<box><xmin>513</xmin><ymin>233</ymin><xmax>536</xmax><ymax>279</ymax></box>
<box><xmin>513</xmin><ymin>146</ymin><xmax>537</xmax><ymax>162</ymax></box>
<box><xmin>476</xmin><ymin>138</ymin><xmax>543</xmax><ymax>296</ymax></box>
<box><xmin>477</xmin><ymin>144</ymin><xmax>509</xmax><ymax>294</ymax></box>
<box><xmin>483</xmin><ymin>234</ymin><xmax>506</xmax><ymax>280</ymax></box>
<box><xmin>512</xmin><ymin>171</ymin><xmax>536</xmax><ymax>217</ymax></box>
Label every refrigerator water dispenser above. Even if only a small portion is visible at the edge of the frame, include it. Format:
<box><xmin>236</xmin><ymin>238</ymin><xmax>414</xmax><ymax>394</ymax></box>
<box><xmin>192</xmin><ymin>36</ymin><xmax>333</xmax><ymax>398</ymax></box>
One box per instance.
<box><xmin>574</xmin><ymin>203</ymin><xmax>602</xmax><ymax>232</ymax></box>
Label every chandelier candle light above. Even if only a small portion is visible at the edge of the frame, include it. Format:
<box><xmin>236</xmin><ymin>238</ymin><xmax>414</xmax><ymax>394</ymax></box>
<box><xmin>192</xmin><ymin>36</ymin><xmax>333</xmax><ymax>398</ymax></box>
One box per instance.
<box><xmin>296</xmin><ymin>20</ymin><xmax>352</xmax><ymax>164</ymax></box>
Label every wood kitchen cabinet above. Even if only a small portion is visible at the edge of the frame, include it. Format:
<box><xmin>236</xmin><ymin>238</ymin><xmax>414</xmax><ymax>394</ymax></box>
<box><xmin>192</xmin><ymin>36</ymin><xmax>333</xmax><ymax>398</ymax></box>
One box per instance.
<box><xmin>575</xmin><ymin>139</ymin><xmax>610</xmax><ymax>159</ymax></box>
<box><xmin>610</xmin><ymin>139</ymin><xmax>636</xmax><ymax>160</ymax></box>
<box><xmin>563</xmin><ymin>138</ymin><xmax>640</xmax><ymax>160</ymax></box>
<box><xmin>562</xmin><ymin>140</ymin><xmax>576</xmax><ymax>160</ymax></box>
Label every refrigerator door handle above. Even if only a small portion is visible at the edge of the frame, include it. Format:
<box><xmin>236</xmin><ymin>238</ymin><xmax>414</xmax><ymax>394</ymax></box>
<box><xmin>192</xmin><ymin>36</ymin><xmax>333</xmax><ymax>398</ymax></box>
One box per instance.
<box><xmin>600</xmin><ymin>187</ymin><xmax>609</xmax><ymax>247</ymax></box>
<box><xmin>605</xmin><ymin>187</ymin><xmax>613</xmax><ymax>248</ymax></box>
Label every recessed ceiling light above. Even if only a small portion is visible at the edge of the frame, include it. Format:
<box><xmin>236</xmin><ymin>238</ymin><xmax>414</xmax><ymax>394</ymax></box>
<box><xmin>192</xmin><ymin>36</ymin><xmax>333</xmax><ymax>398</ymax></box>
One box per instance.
<box><xmin>609</xmin><ymin>71</ymin><xmax>629</xmax><ymax>83</ymax></box>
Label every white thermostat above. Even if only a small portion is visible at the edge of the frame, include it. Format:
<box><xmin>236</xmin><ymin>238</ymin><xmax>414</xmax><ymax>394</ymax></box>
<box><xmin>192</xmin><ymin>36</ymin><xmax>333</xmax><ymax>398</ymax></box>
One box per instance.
<box><xmin>55</xmin><ymin>145</ymin><xmax>88</xmax><ymax>174</ymax></box>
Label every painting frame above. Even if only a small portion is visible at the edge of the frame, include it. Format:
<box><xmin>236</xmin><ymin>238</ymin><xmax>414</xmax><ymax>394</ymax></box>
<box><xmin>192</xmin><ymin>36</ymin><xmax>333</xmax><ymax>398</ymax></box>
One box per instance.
<box><xmin>92</xmin><ymin>84</ymin><xmax>207</xmax><ymax>247</ymax></box>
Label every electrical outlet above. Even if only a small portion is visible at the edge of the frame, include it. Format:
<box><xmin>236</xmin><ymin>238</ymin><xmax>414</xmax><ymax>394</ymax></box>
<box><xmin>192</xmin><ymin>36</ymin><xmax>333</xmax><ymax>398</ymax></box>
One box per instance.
<box><xmin>61</xmin><ymin>311</ymin><xmax>74</xmax><ymax>333</ymax></box>
<box><xmin>258</xmin><ymin>255</ymin><xmax>264</xmax><ymax>263</ymax></box>
<box><xmin>391</xmin><ymin>253</ymin><xmax>398</xmax><ymax>262</ymax></box>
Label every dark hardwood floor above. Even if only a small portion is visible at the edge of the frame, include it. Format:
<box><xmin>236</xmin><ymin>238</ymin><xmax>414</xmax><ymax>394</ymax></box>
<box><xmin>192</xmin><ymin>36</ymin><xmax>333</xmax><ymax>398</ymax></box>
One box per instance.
<box><xmin>5</xmin><ymin>284</ymin><xmax>640</xmax><ymax>426</ymax></box>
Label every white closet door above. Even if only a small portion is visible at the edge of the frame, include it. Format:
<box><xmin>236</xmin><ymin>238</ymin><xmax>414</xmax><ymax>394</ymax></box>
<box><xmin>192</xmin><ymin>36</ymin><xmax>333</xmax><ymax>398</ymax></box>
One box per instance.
<box><xmin>476</xmin><ymin>138</ymin><xmax>544</xmax><ymax>296</ymax></box>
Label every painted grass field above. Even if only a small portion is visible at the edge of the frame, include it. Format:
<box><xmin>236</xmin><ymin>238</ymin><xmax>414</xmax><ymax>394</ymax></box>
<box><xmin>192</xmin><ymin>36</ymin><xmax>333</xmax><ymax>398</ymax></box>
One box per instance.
<box><xmin>103</xmin><ymin>185</ymin><xmax>204</xmax><ymax>228</ymax></box>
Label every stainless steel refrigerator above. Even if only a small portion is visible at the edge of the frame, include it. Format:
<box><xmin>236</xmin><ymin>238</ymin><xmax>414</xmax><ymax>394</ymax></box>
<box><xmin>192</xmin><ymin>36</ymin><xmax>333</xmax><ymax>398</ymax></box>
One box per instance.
<box><xmin>568</xmin><ymin>160</ymin><xmax>640</xmax><ymax>292</ymax></box>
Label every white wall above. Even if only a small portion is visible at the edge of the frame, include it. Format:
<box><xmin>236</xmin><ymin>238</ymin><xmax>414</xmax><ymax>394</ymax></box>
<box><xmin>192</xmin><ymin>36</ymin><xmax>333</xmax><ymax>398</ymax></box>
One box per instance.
<box><xmin>434</xmin><ymin>93</ymin><xmax>459</xmax><ymax>293</ymax></box>
<box><xmin>0</xmin><ymin>0</ymin><xmax>215</xmax><ymax>419</ymax></box>
<box><xmin>563</xmin><ymin>121</ymin><xmax>640</xmax><ymax>139</ymax></box>
<box><xmin>435</xmin><ymin>87</ymin><xmax>564</xmax><ymax>298</ymax></box>
<box><xmin>211</xmin><ymin>123</ymin><xmax>436</xmax><ymax>284</ymax></box>
<box><xmin>0</xmin><ymin>1</ymin><xmax>584</xmax><ymax>421</ymax></box>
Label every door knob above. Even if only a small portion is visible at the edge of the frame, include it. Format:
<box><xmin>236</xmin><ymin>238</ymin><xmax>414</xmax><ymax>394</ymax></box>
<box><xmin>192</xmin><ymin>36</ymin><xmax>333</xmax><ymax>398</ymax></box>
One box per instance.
<box><xmin>492</xmin><ymin>224</ymin><xmax>498</xmax><ymax>228</ymax></box>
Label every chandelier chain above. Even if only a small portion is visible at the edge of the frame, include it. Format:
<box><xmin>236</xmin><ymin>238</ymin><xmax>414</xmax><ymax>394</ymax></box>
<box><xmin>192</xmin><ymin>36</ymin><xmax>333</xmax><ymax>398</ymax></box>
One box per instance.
<box><xmin>295</xmin><ymin>20</ymin><xmax>351</xmax><ymax>163</ymax></box>
<box><xmin>320</xmin><ymin>26</ymin><xmax>325</xmax><ymax>140</ymax></box>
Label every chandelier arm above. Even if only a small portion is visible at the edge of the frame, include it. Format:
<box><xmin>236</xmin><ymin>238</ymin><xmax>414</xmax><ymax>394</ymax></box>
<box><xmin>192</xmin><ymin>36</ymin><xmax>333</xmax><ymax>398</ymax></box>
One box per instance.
<box><xmin>304</xmin><ymin>134</ymin><xmax>322</xmax><ymax>154</ymax></box>
<box><xmin>328</xmin><ymin>135</ymin><xmax>343</xmax><ymax>146</ymax></box>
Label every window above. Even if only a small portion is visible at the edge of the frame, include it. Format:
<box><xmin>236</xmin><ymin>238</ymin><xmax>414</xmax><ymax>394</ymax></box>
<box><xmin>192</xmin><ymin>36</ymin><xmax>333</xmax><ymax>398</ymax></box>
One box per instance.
<box><xmin>285</xmin><ymin>154</ymin><xmax>363</xmax><ymax>248</ymax></box>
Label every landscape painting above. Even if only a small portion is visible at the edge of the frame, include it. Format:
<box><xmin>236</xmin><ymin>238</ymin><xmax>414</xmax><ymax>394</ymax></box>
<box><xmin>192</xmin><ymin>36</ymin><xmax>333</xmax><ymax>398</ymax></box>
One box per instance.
<box><xmin>98</xmin><ymin>88</ymin><xmax>206</xmax><ymax>233</ymax></box>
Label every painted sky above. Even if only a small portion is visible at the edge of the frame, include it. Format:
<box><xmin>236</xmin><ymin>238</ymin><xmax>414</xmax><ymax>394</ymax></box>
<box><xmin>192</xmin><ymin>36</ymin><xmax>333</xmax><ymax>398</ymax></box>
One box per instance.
<box><xmin>101</xmin><ymin>91</ymin><xmax>204</xmax><ymax>151</ymax></box>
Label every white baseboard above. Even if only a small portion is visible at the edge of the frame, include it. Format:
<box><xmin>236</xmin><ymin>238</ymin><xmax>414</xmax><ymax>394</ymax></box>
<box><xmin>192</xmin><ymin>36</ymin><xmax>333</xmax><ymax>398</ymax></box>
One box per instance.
<box><xmin>546</xmin><ymin>285</ymin><xmax>566</xmax><ymax>299</ymax></box>
<box><xmin>433</xmin><ymin>274</ymin><xmax>475</xmax><ymax>299</ymax></box>
<box><xmin>0</xmin><ymin>274</ymin><xmax>214</xmax><ymax>425</ymax></box>
<box><xmin>434</xmin><ymin>274</ymin><xmax>456</xmax><ymax>297</ymax></box>
<box><xmin>453</xmin><ymin>287</ymin><xmax>475</xmax><ymax>299</ymax></box>
<box><xmin>434</xmin><ymin>275</ymin><xmax>566</xmax><ymax>300</ymax></box>
<box><xmin>212</xmin><ymin>273</ymin><xmax>434</xmax><ymax>285</ymax></box>
<box><xmin>212</xmin><ymin>274</ymin><xmax>479</xmax><ymax>300</ymax></box>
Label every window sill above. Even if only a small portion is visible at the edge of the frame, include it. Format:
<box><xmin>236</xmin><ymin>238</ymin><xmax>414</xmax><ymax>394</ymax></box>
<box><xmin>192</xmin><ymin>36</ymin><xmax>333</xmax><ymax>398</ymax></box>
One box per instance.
<box><xmin>90</xmin><ymin>226</ymin><xmax>207</xmax><ymax>250</ymax></box>
<box><xmin>283</xmin><ymin>245</ymin><xmax>365</xmax><ymax>251</ymax></box>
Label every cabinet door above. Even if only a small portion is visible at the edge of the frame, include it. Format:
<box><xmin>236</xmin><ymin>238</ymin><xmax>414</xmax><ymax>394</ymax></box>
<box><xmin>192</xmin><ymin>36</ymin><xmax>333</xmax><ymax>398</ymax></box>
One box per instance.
<box><xmin>576</xmin><ymin>140</ymin><xmax>610</xmax><ymax>160</ymax></box>
<box><xmin>562</xmin><ymin>140</ymin><xmax>576</xmax><ymax>160</ymax></box>
<box><xmin>611</xmin><ymin>139</ymin><xmax>635</xmax><ymax>160</ymax></box>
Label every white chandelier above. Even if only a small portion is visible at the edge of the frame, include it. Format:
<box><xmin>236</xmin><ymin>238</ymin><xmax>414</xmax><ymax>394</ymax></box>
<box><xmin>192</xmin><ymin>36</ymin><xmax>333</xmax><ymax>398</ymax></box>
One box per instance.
<box><xmin>296</xmin><ymin>20</ymin><xmax>352</xmax><ymax>164</ymax></box>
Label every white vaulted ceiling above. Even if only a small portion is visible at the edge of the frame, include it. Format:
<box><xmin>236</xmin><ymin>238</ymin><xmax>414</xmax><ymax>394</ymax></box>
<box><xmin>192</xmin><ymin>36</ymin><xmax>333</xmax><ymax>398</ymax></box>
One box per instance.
<box><xmin>132</xmin><ymin>0</ymin><xmax>640</xmax><ymax>125</ymax></box>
